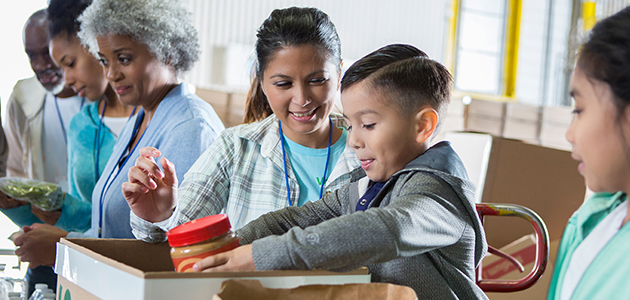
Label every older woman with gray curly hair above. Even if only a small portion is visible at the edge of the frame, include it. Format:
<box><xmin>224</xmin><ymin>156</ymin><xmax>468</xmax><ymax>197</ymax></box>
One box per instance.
<box><xmin>13</xmin><ymin>0</ymin><xmax>224</xmax><ymax>269</ymax></box>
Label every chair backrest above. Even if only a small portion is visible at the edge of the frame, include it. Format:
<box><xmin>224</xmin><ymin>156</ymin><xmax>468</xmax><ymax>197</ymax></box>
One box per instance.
<box><xmin>475</xmin><ymin>203</ymin><xmax>549</xmax><ymax>292</ymax></box>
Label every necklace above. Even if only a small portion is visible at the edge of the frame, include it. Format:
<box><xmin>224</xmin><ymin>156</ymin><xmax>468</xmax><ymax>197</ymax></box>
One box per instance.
<box><xmin>279</xmin><ymin>117</ymin><xmax>333</xmax><ymax>206</ymax></box>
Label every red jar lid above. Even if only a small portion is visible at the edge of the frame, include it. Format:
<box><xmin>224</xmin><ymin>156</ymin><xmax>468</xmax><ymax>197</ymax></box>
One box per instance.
<box><xmin>166</xmin><ymin>214</ymin><xmax>232</xmax><ymax>247</ymax></box>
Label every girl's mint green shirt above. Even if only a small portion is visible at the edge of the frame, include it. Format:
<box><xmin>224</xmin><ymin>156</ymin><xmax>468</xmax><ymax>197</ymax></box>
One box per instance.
<box><xmin>548</xmin><ymin>192</ymin><xmax>630</xmax><ymax>300</ymax></box>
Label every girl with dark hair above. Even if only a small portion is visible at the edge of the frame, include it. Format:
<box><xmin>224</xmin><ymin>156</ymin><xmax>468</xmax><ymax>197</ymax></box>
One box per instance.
<box><xmin>548</xmin><ymin>6</ymin><xmax>630</xmax><ymax>300</ymax></box>
<box><xmin>32</xmin><ymin>0</ymin><xmax>137</xmax><ymax>232</ymax></box>
<box><xmin>123</xmin><ymin>7</ymin><xmax>360</xmax><ymax>239</ymax></box>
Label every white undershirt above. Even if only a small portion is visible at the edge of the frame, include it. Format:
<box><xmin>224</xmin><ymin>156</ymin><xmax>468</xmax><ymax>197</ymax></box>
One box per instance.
<box><xmin>42</xmin><ymin>94</ymin><xmax>86</xmax><ymax>191</ymax></box>
<box><xmin>561</xmin><ymin>200</ymin><xmax>629</xmax><ymax>300</ymax></box>
<box><xmin>102</xmin><ymin>116</ymin><xmax>129</xmax><ymax>138</ymax></box>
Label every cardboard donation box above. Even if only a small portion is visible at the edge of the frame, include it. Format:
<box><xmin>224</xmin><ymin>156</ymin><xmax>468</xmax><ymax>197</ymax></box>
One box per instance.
<box><xmin>482</xmin><ymin>234</ymin><xmax>561</xmax><ymax>300</ymax></box>
<box><xmin>447</xmin><ymin>132</ymin><xmax>585</xmax><ymax>248</ymax></box>
<box><xmin>55</xmin><ymin>238</ymin><xmax>371</xmax><ymax>300</ymax></box>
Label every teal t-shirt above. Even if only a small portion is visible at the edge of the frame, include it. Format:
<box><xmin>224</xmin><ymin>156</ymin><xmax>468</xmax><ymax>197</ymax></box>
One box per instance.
<box><xmin>283</xmin><ymin>127</ymin><xmax>347</xmax><ymax>206</ymax></box>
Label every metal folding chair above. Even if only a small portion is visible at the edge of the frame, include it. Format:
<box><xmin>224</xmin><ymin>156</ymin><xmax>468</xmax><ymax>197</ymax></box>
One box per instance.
<box><xmin>475</xmin><ymin>203</ymin><xmax>550</xmax><ymax>292</ymax></box>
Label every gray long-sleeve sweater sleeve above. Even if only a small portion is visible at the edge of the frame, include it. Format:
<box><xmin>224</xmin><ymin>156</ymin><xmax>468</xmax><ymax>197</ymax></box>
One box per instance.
<box><xmin>238</xmin><ymin>171</ymin><xmax>468</xmax><ymax>272</ymax></box>
<box><xmin>236</xmin><ymin>142</ymin><xmax>488</xmax><ymax>299</ymax></box>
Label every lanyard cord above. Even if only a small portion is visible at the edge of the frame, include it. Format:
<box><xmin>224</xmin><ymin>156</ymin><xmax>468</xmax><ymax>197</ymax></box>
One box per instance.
<box><xmin>97</xmin><ymin>109</ymin><xmax>146</xmax><ymax>237</ymax></box>
<box><xmin>94</xmin><ymin>98</ymin><xmax>108</xmax><ymax>182</ymax></box>
<box><xmin>279</xmin><ymin>117</ymin><xmax>333</xmax><ymax>206</ymax></box>
<box><xmin>54</xmin><ymin>96</ymin><xmax>85</xmax><ymax>144</ymax></box>
<box><xmin>94</xmin><ymin>101</ymin><xmax>138</xmax><ymax>183</ymax></box>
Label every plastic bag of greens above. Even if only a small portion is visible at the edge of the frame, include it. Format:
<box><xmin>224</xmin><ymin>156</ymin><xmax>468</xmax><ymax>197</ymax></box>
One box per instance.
<box><xmin>0</xmin><ymin>177</ymin><xmax>64</xmax><ymax>211</ymax></box>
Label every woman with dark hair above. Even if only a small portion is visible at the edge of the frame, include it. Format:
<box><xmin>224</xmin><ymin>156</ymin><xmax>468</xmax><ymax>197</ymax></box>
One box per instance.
<box><xmin>123</xmin><ymin>7</ymin><xmax>360</xmax><ymax>241</ymax></box>
<box><xmin>547</xmin><ymin>6</ymin><xmax>630</xmax><ymax>300</ymax></box>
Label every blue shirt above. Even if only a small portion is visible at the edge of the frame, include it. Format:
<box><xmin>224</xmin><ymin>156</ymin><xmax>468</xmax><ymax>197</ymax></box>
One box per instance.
<box><xmin>283</xmin><ymin>127</ymin><xmax>347</xmax><ymax>206</ymax></box>
<box><xmin>68</xmin><ymin>83</ymin><xmax>225</xmax><ymax>239</ymax></box>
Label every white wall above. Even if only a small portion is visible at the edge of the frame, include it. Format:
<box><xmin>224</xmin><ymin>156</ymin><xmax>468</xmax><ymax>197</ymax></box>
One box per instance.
<box><xmin>182</xmin><ymin>0</ymin><xmax>451</xmax><ymax>90</ymax></box>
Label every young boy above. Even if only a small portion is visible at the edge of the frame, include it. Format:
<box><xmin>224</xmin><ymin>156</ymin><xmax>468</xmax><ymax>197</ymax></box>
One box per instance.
<box><xmin>194</xmin><ymin>44</ymin><xmax>488</xmax><ymax>299</ymax></box>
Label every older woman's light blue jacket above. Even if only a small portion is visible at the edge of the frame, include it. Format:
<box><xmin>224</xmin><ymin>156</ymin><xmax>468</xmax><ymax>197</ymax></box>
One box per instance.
<box><xmin>68</xmin><ymin>83</ymin><xmax>224</xmax><ymax>239</ymax></box>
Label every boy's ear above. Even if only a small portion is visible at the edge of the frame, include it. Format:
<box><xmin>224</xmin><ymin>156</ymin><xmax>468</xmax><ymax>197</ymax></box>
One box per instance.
<box><xmin>414</xmin><ymin>108</ymin><xmax>438</xmax><ymax>144</ymax></box>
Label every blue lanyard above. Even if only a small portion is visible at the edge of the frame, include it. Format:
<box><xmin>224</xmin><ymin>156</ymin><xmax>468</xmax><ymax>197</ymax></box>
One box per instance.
<box><xmin>279</xmin><ymin>117</ymin><xmax>333</xmax><ymax>206</ymax></box>
<box><xmin>97</xmin><ymin>109</ymin><xmax>147</xmax><ymax>237</ymax></box>
<box><xmin>94</xmin><ymin>98</ymin><xmax>108</xmax><ymax>183</ymax></box>
<box><xmin>94</xmin><ymin>101</ymin><xmax>137</xmax><ymax>182</ymax></box>
<box><xmin>54</xmin><ymin>96</ymin><xmax>85</xmax><ymax>144</ymax></box>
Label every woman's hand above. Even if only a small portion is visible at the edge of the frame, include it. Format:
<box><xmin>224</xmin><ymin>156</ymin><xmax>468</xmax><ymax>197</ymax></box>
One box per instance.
<box><xmin>192</xmin><ymin>245</ymin><xmax>256</xmax><ymax>272</ymax></box>
<box><xmin>122</xmin><ymin>147</ymin><xmax>179</xmax><ymax>223</ymax></box>
<box><xmin>31</xmin><ymin>207</ymin><xmax>61</xmax><ymax>225</ymax></box>
<box><xmin>0</xmin><ymin>192</ymin><xmax>28</xmax><ymax>209</ymax></box>
<box><xmin>13</xmin><ymin>223</ymin><xmax>68</xmax><ymax>268</ymax></box>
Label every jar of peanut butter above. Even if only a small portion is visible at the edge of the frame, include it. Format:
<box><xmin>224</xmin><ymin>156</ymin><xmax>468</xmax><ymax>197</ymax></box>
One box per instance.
<box><xmin>166</xmin><ymin>214</ymin><xmax>240</xmax><ymax>272</ymax></box>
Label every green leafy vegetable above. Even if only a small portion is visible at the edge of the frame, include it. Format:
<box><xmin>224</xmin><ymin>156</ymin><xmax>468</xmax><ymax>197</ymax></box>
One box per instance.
<box><xmin>0</xmin><ymin>178</ymin><xmax>64</xmax><ymax>211</ymax></box>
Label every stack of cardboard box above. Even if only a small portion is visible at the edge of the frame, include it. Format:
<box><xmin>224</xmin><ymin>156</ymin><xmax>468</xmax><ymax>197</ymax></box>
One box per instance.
<box><xmin>196</xmin><ymin>87</ymin><xmax>248</xmax><ymax>128</ymax></box>
<box><xmin>436</xmin><ymin>97</ymin><xmax>573</xmax><ymax>152</ymax></box>
<box><xmin>540</xmin><ymin>106</ymin><xmax>573</xmax><ymax>151</ymax></box>
<box><xmin>466</xmin><ymin>99</ymin><xmax>506</xmax><ymax>136</ymax></box>
<box><xmin>502</xmin><ymin>103</ymin><xmax>540</xmax><ymax>145</ymax></box>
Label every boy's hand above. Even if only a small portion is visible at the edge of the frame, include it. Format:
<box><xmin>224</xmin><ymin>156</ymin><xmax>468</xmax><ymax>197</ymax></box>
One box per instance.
<box><xmin>192</xmin><ymin>245</ymin><xmax>256</xmax><ymax>272</ymax></box>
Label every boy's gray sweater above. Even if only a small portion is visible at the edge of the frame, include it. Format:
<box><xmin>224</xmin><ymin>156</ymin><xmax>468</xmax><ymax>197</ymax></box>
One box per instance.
<box><xmin>237</xmin><ymin>141</ymin><xmax>488</xmax><ymax>299</ymax></box>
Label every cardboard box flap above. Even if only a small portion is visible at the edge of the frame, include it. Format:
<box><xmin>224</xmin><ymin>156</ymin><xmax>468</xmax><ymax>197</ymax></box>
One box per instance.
<box><xmin>59</xmin><ymin>238</ymin><xmax>172</xmax><ymax>276</ymax></box>
<box><xmin>57</xmin><ymin>238</ymin><xmax>371</xmax><ymax>299</ymax></box>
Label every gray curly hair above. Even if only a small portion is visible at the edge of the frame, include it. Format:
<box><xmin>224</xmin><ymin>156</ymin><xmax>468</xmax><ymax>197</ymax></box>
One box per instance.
<box><xmin>78</xmin><ymin>0</ymin><xmax>200</xmax><ymax>74</ymax></box>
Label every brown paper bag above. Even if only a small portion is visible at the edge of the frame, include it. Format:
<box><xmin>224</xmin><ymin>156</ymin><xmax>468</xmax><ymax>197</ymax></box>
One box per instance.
<box><xmin>211</xmin><ymin>279</ymin><xmax>418</xmax><ymax>300</ymax></box>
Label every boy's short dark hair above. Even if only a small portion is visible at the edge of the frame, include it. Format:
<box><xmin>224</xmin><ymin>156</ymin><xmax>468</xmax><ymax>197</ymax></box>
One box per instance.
<box><xmin>341</xmin><ymin>44</ymin><xmax>453</xmax><ymax>134</ymax></box>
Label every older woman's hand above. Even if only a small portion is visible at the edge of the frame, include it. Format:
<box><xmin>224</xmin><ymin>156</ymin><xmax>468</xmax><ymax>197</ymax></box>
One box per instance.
<box><xmin>122</xmin><ymin>147</ymin><xmax>179</xmax><ymax>223</ymax></box>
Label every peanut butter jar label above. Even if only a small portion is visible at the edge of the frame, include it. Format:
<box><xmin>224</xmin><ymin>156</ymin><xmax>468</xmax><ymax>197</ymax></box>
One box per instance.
<box><xmin>172</xmin><ymin>239</ymin><xmax>241</xmax><ymax>272</ymax></box>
